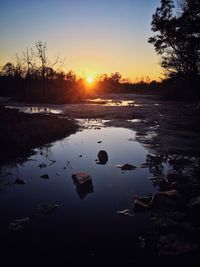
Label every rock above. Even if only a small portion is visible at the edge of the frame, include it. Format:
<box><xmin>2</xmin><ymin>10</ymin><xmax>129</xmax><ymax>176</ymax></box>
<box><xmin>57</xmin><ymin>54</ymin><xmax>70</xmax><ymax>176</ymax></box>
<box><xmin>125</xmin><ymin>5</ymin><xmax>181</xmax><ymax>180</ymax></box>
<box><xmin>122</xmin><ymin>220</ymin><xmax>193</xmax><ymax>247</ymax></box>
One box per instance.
<box><xmin>97</xmin><ymin>141</ymin><xmax>102</xmax><ymax>143</ymax></box>
<box><xmin>97</xmin><ymin>150</ymin><xmax>108</xmax><ymax>164</ymax></box>
<box><xmin>167</xmin><ymin>234</ymin><xmax>177</xmax><ymax>243</ymax></box>
<box><xmin>138</xmin><ymin>162</ymin><xmax>151</xmax><ymax>168</ymax></box>
<box><xmin>148</xmin><ymin>176</ymin><xmax>162</xmax><ymax>181</ymax></box>
<box><xmin>38</xmin><ymin>204</ymin><xmax>60</xmax><ymax>214</ymax></box>
<box><xmin>79</xmin><ymin>155</ymin><xmax>82</xmax><ymax>157</ymax></box>
<box><xmin>152</xmin><ymin>215</ymin><xmax>178</xmax><ymax>231</ymax></box>
<box><xmin>146</xmin><ymin>154</ymin><xmax>163</xmax><ymax>165</ymax></box>
<box><xmin>166</xmin><ymin>172</ymin><xmax>181</xmax><ymax>183</ymax></box>
<box><xmin>159</xmin><ymin>235</ymin><xmax>169</xmax><ymax>244</ymax></box>
<box><xmin>9</xmin><ymin>217</ymin><xmax>30</xmax><ymax>231</ymax></box>
<box><xmin>133</xmin><ymin>198</ymin><xmax>150</xmax><ymax>212</ymax></box>
<box><xmin>180</xmin><ymin>222</ymin><xmax>196</xmax><ymax>234</ymax></box>
<box><xmin>40</xmin><ymin>174</ymin><xmax>49</xmax><ymax>179</ymax></box>
<box><xmin>117</xmin><ymin>209</ymin><xmax>134</xmax><ymax>217</ymax></box>
<box><xmin>14</xmin><ymin>178</ymin><xmax>26</xmax><ymax>185</ymax></box>
<box><xmin>138</xmin><ymin>236</ymin><xmax>146</xmax><ymax>248</ymax></box>
<box><xmin>158</xmin><ymin>189</ymin><xmax>182</xmax><ymax>200</ymax></box>
<box><xmin>150</xmin><ymin>193</ymin><xmax>178</xmax><ymax>209</ymax></box>
<box><xmin>158</xmin><ymin>235</ymin><xmax>197</xmax><ymax>256</ymax></box>
<box><xmin>116</xmin><ymin>163</ymin><xmax>137</xmax><ymax>170</ymax></box>
<box><xmin>187</xmin><ymin>196</ymin><xmax>200</xmax><ymax>208</ymax></box>
<box><xmin>72</xmin><ymin>172</ymin><xmax>91</xmax><ymax>184</ymax></box>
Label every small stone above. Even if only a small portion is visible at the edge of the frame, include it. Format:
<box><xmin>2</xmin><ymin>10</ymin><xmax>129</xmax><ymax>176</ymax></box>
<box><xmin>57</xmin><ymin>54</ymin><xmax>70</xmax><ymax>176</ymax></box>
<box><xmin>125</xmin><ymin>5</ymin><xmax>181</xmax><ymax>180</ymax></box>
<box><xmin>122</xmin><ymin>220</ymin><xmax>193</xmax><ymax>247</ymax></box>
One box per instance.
<box><xmin>187</xmin><ymin>196</ymin><xmax>200</xmax><ymax>208</ymax></box>
<box><xmin>72</xmin><ymin>172</ymin><xmax>91</xmax><ymax>184</ymax></box>
<box><xmin>40</xmin><ymin>174</ymin><xmax>49</xmax><ymax>179</ymax></box>
<box><xmin>97</xmin><ymin>141</ymin><xmax>102</xmax><ymax>143</ymax></box>
<box><xmin>180</xmin><ymin>222</ymin><xmax>195</xmax><ymax>233</ymax></box>
<box><xmin>138</xmin><ymin>162</ymin><xmax>151</xmax><ymax>168</ymax></box>
<box><xmin>117</xmin><ymin>209</ymin><xmax>134</xmax><ymax>217</ymax></box>
<box><xmin>150</xmin><ymin>193</ymin><xmax>177</xmax><ymax>209</ymax></box>
<box><xmin>149</xmin><ymin>176</ymin><xmax>162</xmax><ymax>181</ymax></box>
<box><xmin>159</xmin><ymin>189</ymin><xmax>182</xmax><ymax>200</ymax></box>
<box><xmin>160</xmin><ymin>235</ymin><xmax>168</xmax><ymax>244</ymax></box>
<box><xmin>138</xmin><ymin>236</ymin><xmax>146</xmax><ymax>248</ymax></box>
<box><xmin>9</xmin><ymin>217</ymin><xmax>30</xmax><ymax>231</ymax></box>
<box><xmin>14</xmin><ymin>178</ymin><xmax>26</xmax><ymax>185</ymax></box>
<box><xmin>97</xmin><ymin>150</ymin><xmax>108</xmax><ymax>164</ymax></box>
<box><xmin>133</xmin><ymin>199</ymin><xmax>149</xmax><ymax>212</ymax></box>
<box><xmin>167</xmin><ymin>234</ymin><xmax>177</xmax><ymax>243</ymax></box>
<box><xmin>38</xmin><ymin>204</ymin><xmax>60</xmax><ymax>215</ymax></box>
<box><xmin>116</xmin><ymin>163</ymin><xmax>137</xmax><ymax>171</ymax></box>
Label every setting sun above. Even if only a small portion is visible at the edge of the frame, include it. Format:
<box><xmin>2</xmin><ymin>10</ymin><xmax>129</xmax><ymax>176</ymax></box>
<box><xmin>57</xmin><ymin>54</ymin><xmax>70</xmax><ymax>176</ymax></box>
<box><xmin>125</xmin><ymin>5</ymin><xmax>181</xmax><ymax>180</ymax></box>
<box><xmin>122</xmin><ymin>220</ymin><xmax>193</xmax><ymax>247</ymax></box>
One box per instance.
<box><xmin>86</xmin><ymin>76</ymin><xmax>94</xmax><ymax>84</ymax></box>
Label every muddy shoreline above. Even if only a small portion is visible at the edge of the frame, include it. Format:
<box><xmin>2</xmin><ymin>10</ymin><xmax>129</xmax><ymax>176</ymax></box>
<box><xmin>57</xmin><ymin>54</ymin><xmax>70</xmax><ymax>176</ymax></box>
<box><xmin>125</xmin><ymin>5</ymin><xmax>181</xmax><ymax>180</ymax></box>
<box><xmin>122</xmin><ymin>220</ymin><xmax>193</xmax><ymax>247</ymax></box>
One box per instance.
<box><xmin>0</xmin><ymin>106</ymin><xmax>79</xmax><ymax>165</ymax></box>
<box><xmin>2</xmin><ymin>93</ymin><xmax>199</xmax><ymax>156</ymax></box>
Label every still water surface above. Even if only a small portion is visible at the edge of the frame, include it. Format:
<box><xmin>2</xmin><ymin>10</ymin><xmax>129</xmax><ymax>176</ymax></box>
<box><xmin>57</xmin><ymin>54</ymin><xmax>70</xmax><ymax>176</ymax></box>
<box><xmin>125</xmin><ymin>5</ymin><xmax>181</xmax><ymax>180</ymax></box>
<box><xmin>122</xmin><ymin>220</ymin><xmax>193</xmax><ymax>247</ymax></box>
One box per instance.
<box><xmin>0</xmin><ymin>122</ymin><xmax>158</xmax><ymax>263</ymax></box>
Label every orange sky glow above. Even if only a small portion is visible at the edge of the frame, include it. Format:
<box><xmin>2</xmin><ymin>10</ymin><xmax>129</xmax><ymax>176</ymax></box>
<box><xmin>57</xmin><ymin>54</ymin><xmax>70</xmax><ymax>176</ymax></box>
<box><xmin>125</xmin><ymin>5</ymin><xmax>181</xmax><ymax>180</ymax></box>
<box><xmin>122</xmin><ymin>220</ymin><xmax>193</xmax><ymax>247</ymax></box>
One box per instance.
<box><xmin>0</xmin><ymin>0</ymin><xmax>162</xmax><ymax>82</ymax></box>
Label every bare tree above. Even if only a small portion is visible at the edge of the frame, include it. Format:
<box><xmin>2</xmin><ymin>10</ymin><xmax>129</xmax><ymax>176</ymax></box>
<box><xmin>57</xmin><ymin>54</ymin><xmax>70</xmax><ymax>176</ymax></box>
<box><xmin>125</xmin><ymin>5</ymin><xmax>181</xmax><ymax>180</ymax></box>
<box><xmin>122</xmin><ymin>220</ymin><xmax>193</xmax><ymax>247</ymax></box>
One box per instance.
<box><xmin>22</xmin><ymin>48</ymin><xmax>35</xmax><ymax>79</ymax></box>
<box><xmin>35</xmin><ymin>41</ymin><xmax>47</xmax><ymax>80</ymax></box>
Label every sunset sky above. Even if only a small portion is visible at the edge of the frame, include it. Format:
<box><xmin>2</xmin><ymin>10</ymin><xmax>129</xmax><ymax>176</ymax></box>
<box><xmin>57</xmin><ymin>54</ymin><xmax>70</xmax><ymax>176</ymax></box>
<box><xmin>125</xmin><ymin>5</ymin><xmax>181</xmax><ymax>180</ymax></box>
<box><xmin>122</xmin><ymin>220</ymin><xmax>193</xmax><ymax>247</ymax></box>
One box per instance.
<box><xmin>0</xmin><ymin>0</ymin><xmax>162</xmax><ymax>81</ymax></box>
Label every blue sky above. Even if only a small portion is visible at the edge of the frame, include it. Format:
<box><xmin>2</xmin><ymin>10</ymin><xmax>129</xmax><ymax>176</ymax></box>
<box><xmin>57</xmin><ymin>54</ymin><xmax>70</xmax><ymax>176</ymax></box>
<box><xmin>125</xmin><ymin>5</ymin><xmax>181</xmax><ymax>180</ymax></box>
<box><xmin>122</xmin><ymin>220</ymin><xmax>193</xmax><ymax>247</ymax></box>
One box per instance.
<box><xmin>0</xmin><ymin>0</ymin><xmax>162</xmax><ymax>80</ymax></box>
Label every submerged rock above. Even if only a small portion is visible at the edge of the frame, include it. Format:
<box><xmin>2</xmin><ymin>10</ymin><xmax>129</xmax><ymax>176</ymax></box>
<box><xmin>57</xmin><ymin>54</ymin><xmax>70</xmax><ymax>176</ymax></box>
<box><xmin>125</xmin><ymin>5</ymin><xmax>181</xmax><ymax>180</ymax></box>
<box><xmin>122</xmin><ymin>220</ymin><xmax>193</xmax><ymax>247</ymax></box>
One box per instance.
<box><xmin>116</xmin><ymin>163</ymin><xmax>137</xmax><ymax>170</ymax></box>
<box><xmin>117</xmin><ymin>209</ymin><xmax>134</xmax><ymax>217</ymax></box>
<box><xmin>158</xmin><ymin>235</ymin><xmax>197</xmax><ymax>256</ymax></box>
<box><xmin>133</xmin><ymin>190</ymin><xmax>182</xmax><ymax>212</ymax></box>
<box><xmin>9</xmin><ymin>217</ymin><xmax>30</xmax><ymax>231</ymax></box>
<box><xmin>97</xmin><ymin>150</ymin><xmax>108</xmax><ymax>164</ymax></box>
<box><xmin>14</xmin><ymin>178</ymin><xmax>26</xmax><ymax>185</ymax></box>
<box><xmin>38</xmin><ymin>203</ymin><xmax>60</xmax><ymax>214</ymax></box>
<box><xmin>138</xmin><ymin>162</ymin><xmax>151</xmax><ymax>168</ymax></box>
<box><xmin>40</xmin><ymin>174</ymin><xmax>49</xmax><ymax>179</ymax></box>
<box><xmin>158</xmin><ymin>189</ymin><xmax>182</xmax><ymax>200</ymax></box>
<box><xmin>187</xmin><ymin>196</ymin><xmax>200</xmax><ymax>208</ymax></box>
<box><xmin>133</xmin><ymin>198</ymin><xmax>150</xmax><ymax>212</ymax></box>
<box><xmin>148</xmin><ymin>176</ymin><xmax>163</xmax><ymax>181</ymax></box>
<box><xmin>138</xmin><ymin>236</ymin><xmax>146</xmax><ymax>248</ymax></box>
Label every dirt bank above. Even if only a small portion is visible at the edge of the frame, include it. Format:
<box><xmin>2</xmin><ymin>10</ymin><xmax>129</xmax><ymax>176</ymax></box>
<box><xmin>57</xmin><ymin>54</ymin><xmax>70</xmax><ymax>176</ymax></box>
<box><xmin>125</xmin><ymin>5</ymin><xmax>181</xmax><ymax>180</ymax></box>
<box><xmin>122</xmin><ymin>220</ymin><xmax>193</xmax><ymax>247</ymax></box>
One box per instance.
<box><xmin>0</xmin><ymin>106</ymin><xmax>79</xmax><ymax>165</ymax></box>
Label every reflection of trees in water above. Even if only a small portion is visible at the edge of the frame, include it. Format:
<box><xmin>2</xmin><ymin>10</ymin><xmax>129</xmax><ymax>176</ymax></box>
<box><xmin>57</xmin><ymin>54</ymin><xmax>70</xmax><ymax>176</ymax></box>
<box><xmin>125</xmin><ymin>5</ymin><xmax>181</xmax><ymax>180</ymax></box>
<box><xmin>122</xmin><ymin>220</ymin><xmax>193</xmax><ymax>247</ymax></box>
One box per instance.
<box><xmin>37</xmin><ymin>145</ymin><xmax>56</xmax><ymax>168</ymax></box>
<box><xmin>146</xmin><ymin>154</ymin><xmax>200</xmax><ymax>191</ymax></box>
<box><xmin>0</xmin><ymin>163</ymin><xmax>20</xmax><ymax>189</ymax></box>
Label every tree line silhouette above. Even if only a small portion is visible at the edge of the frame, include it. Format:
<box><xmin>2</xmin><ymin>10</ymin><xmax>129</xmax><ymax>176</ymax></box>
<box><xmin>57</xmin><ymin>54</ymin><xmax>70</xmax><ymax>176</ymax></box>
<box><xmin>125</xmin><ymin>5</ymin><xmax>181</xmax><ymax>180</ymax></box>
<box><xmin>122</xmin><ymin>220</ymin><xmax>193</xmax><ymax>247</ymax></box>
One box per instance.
<box><xmin>0</xmin><ymin>0</ymin><xmax>199</xmax><ymax>102</ymax></box>
<box><xmin>149</xmin><ymin>0</ymin><xmax>200</xmax><ymax>100</ymax></box>
<box><xmin>0</xmin><ymin>41</ymin><xmax>158</xmax><ymax>103</ymax></box>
